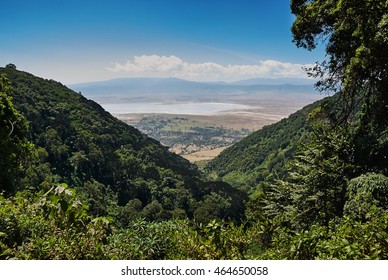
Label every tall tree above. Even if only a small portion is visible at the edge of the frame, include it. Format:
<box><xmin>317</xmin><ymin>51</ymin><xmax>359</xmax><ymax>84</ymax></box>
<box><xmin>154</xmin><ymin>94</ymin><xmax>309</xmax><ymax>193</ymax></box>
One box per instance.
<box><xmin>291</xmin><ymin>0</ymin><xmax>388</xmax><ymax>173</ymax></box>
<box><xmin>261</xmin><ymin>0</ymin><xmax>388</xmax><ymax>229</ymax></box>
<box><xmin>0</xmin><ymin>74</ymin><xmax>31</xmax><ymax>193</ymax></box>
<box><xmin>291</xmin><ymin>0</ymin><xmax>388</xmax><ymax>124</ymax></box>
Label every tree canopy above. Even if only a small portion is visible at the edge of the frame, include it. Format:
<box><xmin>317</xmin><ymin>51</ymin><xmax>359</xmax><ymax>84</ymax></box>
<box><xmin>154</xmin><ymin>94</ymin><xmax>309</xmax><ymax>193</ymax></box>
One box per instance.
<box><xmin>291</xmin><ymin>0</ymin><xmax>388</xmax><ymax>127</ymax></box>
<box><xmin>0</xmin><ymin>74</ymin><xmax>32</xmax><ymax>193</ymax></box>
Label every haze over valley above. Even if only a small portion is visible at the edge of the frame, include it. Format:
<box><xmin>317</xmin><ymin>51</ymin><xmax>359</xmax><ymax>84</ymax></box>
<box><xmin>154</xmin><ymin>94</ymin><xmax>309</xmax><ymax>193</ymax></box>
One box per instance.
<box><xmin>71</xmin><ymin>77</ymin><xmax>322</xmax><ymax>161</ymax></box>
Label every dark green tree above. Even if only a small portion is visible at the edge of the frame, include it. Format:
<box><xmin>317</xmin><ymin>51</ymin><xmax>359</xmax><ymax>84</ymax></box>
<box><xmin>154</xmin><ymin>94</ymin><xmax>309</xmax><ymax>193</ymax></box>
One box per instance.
<box><xmin>256</xmin><ymin>0</ymin><xmax>388</xmax><ymax>243</ymax></box>
<box><xmin>291</xmin><ymin>0</ymin><xmax>388</xmax><ymax>95</ymax></box>
<box><xmin>0</xmin><ymin>74</ymin><xmax>32</xmax><ymax>193</ymax></box>
<box><xmin>344</xmin><ymin>173</ymin><xmax>388</xmax><ymax>221</ymax></box>
<box><xmin>264</xmin><ymin>115</ymin><xmax>354</xmax><ymax>229</ymax></box>
<box><xmin>5</xmin><ymin>64</ymin><xmax>16</xmax><ymax>70</ymax></box>
<box><xmin>253</xmin><ymin>1</ymin><xmax>388</xmax><ymax>257</ymax></box>
<box><xmin>291</xmin><ymin>0</ymin><xmax>388</xmax><ymax>134</ymax></box>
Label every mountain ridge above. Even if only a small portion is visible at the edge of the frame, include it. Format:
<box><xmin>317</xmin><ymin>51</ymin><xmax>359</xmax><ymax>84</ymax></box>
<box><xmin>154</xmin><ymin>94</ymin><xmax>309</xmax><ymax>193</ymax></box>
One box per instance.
<box><xmin>70</xmin><ymin>76</ymin><xmax>315</xmax><ymax>88</ymax></box>
<box><xmin>70</xmin><ymin>77</ymin><xmax>316</xmax><ymax>99</ymax></box>
<box><xmin>205</xmin><ymin>97</ymin><xmax>327</xmax><ymax>190</ymax></box>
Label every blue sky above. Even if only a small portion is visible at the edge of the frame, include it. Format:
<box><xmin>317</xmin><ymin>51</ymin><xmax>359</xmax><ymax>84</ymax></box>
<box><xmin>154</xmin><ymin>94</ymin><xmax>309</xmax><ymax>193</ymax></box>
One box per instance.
<box><xmin>0</xmin><ymin>0</ymin><xmax>325</xmax><ymax>84</ymax></box>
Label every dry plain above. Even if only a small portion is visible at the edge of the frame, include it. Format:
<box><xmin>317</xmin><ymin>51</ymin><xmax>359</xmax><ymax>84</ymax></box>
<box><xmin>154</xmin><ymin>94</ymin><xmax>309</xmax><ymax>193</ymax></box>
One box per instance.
<box><xmin>114</xmin><ymin>100</ymin><xmax>315</xmax><ymax>162</ymax></box>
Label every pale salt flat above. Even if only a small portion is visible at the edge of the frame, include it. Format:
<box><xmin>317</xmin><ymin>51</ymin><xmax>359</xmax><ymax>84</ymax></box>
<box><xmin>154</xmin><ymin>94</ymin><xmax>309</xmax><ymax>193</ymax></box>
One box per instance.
<box><xmin>100</xmin><ymin>102</ymin><xmax>258</xmax><ymax>115</ymax></box>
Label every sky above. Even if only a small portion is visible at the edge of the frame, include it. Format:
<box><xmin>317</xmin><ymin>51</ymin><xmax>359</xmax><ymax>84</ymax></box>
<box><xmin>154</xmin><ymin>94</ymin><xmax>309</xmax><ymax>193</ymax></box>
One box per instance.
<box><xmin>0</xmin><ymin>0</ymin><xmax>325</xmax><ymax>84</ymax></box>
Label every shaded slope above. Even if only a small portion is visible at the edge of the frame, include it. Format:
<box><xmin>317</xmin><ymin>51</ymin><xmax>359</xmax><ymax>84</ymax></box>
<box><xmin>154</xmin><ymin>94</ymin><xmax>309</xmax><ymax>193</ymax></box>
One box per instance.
<box><xmin>205</xmin><ymin>98</ymin><xmax>326</xmax><ymax>189</ymax></box>
<box><xmin>1</xmin><ymin>68</ymin><xmax>197</xmax><ymax>180</ymax></box>
<box><xmin>0</xmin><ymin>67</ymin><xmax>247</xmax><ymax>223</ymax></box>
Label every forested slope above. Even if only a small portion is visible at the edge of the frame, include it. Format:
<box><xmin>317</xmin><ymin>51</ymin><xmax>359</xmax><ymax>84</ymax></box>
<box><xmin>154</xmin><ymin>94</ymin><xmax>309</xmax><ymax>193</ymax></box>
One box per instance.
<box><xmin>0</xmin><ymin>67</ymin><xmax>251</xmax><ymax>260</ymax></box>
<box><xmin>0</xmin><ymin>66</ymin><xmax>246</xmax><ymax>224</ymax></box>
<box><xmin>205</xmin><ymin>97</ymin><xmax>324</xmax><ymax>190</ymax></box>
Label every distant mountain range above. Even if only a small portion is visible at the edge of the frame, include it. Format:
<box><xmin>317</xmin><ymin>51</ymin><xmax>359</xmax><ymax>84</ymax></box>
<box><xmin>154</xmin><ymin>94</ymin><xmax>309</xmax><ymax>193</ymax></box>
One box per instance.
<box><xmin>69</xmin><ymin>77</ymin><xmax>316</xmax><ymax>101</ymax></box>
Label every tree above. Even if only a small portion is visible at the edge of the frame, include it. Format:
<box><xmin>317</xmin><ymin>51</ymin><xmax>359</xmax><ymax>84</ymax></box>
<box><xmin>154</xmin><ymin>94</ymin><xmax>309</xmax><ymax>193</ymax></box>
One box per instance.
<box><xmin>0</xmin><ymin>74</ymin><xmax>32</xmax><ymax>193</ymax></box>
<box><xmin>5</xmin><ymin>64</ymin><xmax>16</xmax><ymax>70</ymax></box>
<box><xmin>291</xmin><ymin>0</ymin><xmax>388</xmax><ymax>177</ymax></box>
<box><xmin>344</xmin><ymin>173</ymin><xmax>388</xmax><ymax>220</ymax></box>
<box><xmin>291</xmin><ymin>0</ymin><xmax>388</xmax><ymax>128</ymax></box>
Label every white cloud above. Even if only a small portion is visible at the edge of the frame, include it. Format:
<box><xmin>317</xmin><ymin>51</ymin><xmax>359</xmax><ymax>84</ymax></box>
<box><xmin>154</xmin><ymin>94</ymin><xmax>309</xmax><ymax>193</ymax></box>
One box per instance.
<box><xmin>107</xmin><ymin>55</ymin><xmax>313</xmax><ymax>82</ymax></box>
<box><xmin>108</xmin><ymin>55</ymin><xmax>183</xmax><ymax>73</ymax></box>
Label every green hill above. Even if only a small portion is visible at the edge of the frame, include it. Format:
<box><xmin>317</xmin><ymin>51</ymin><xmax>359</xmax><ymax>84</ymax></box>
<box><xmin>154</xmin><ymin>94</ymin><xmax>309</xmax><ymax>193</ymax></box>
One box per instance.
<box><xmin>205</xmin><ymin>98</ymin><xmax>326</xmax><ymax>191</ymax></box>
<box><xmin>0</xmin><ymin>66</ymin><xmax>246</xmax><ymax>224</ymax></box>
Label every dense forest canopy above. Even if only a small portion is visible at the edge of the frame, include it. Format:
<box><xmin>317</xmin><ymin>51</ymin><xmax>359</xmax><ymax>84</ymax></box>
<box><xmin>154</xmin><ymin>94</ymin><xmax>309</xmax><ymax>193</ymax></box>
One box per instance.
<box><xmin>0</xmin><ymin>73</ymin><xmax>32</xmax><ymax>193</ymax></box>
<box><xmin>0</xmin><ymin>66</ymin><xmax>250</xmax><ymax>259</ymax></box>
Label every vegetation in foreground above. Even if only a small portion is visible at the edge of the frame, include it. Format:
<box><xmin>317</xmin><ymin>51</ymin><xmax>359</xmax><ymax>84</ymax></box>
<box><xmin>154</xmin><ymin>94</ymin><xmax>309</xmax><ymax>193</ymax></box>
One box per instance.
<box><xmin>1</xmin><ymin>0</ymin><xmax>388</xmax><ymax>259</ymax></box>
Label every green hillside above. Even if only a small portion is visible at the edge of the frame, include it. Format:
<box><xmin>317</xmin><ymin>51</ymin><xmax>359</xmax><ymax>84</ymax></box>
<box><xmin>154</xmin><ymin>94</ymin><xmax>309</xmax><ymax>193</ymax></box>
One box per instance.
<box><xmin>205</xmin><ymin>98</ymin><xmax>323</xmax><ymax>191</ymax></box>
<box><xmin>0</xmin><ymin>67</ymin><xmax>246</xmax><ymax>225</ymax></box>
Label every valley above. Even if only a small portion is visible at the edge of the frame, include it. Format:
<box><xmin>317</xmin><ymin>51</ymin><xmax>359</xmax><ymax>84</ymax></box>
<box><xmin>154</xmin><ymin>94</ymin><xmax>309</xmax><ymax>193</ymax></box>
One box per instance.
<box><xmin>72</xmin><ymin>77</ymin><xmax>322</xmax><ymax>162</ymax></box>
<box><xmin>117</xmin><ymin>113</ymin><xmax>252</xmax><ymax>162</ymax></box>
<box><xmin>116</xmin><ymin>111</ymin><xmax>282</xmax><ymax>162</ymax></box>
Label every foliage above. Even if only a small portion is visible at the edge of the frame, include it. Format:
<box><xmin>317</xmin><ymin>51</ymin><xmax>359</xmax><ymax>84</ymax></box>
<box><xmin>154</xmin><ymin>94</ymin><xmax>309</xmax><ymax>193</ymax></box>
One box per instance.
<box><xmin>245</xmin><ymin>0</ymin><xmax>388</xmax><ymax>260</ymax></box>
<box><xmin>0</xmin><ymin>74</ymin><xmax>33</xmax><ymax>193</ymax></box>
<box><xmin>291</xmin><ymin>0</ymin><xmax>388</xmax><ymax>141</ymax></box>
<box><xmin>255</xmin><ymin>107</ymin><xmax>387</xmax><ymax>258</ymax></box>
<box><xmin>267</xmin><ymin>117</ymin><xmax>356</xmax><ymax>228</ymax></box>
<box><xmin>170</xmin><ymin>220</ymin><xmax>252</xmax><ymax>260</ymax></box>
<box><xmin>0</xmin><ymin>186</ymin><xmax>253</xmax><ymax>260</ymax></box>
<box><xmin>291</xmin><ymin>0</ymin><xmax>388</xmax><ymax>94</ymax></box>
<box><xmin>0</xmin><ymin>66</ymin><xmax>246</xmax><ymax>224</ymax></box>
<box><xmin>194</xmin><ymin>181</ymin><xmax>248</xmax><ymax>224</ymax></box>
<box><xmin>315</xmin><ymin>211</ymin><xmax>388</xmax><ymax>260</ymax></box>
<box><xmin>344</xmin><ymin>173</ymin><xmax>388</xmax><ymax>221</ymax></box>
<box><xmin>205</xmin><ymin>99</ymin><xmax>324</xmax><ymax>190</ymax></box>
<box><xmin>105</xmin><ymin>218</ymin><xmax>255</xmax><ymax>260</ymax></box>
<box><xmin>0</xmin><ymin>186</ymin><xmax>110</xmax><ymax>259</ymax></box>
<box><xmin>260</xmin><ymin>208</ymin><xmax>388</xmax><ymax>260</ymax></box>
